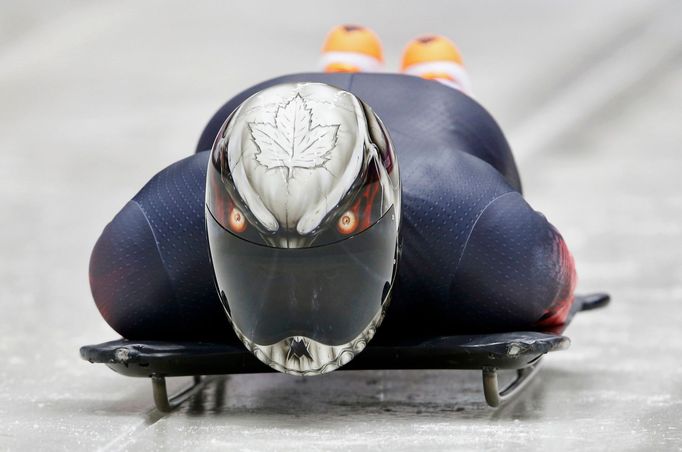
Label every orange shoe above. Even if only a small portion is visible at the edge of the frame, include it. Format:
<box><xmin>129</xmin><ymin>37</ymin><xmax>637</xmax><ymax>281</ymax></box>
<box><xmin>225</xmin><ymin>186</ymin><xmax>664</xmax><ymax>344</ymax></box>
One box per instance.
<box><xmin>320</xmin><ymin>25</ymin><xmax>384</xmax><ymax>73</ymax></box>
<box><xmin>401</xmin><ymin>35</ymin><xmax>473</xmax><ymax>95</ymax></box>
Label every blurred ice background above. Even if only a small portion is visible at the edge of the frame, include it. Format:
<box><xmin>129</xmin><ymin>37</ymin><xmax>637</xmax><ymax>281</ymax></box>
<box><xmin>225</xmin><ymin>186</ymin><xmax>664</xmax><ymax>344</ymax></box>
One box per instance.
<box><xmin>1</xmin><ymin>1</ymin><xmax>681</xmax><ymax>450</ymax></box>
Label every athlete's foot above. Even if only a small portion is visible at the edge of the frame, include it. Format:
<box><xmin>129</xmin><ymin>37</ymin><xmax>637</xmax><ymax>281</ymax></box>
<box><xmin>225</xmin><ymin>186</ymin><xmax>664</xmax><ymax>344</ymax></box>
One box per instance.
<box><xmin>320</xmin><ymin>25</ymin><xmax>384</xmax><ymax>73</ymax></box>
<box><xmin>401</xmin><ymin>35</ymin><xmax>473</xmax><ymax>95</ymax></box>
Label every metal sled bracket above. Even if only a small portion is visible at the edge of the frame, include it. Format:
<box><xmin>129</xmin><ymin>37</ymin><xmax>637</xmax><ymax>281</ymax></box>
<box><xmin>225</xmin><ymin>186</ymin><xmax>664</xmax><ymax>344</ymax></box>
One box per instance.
<box><xmin>152</xmin><ymin>363</ymin><xmax>545</xmax><ymax>411</ymax></box>
<box><xmin>151</xmin><ymin>375</ymin><xmax>204</xmax><ymax>412</ymax></box>
<box><xmin>482</xmin><ymin>358</ymin><xmax>543</xmax><ymax>407</ymax></box>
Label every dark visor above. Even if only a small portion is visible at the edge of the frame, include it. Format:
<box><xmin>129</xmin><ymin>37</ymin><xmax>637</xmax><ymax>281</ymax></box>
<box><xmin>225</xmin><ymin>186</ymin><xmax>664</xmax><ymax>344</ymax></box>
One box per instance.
<box><xmin>207</xmin><ymin>205</ymin><xmax>397</xmax><ymax>346</ymax></box>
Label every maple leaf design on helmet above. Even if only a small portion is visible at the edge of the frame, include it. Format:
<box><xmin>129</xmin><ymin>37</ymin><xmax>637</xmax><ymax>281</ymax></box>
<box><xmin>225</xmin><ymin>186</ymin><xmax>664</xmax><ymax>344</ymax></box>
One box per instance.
<box><xmin>249</xmin><ymin>94</ymin><xmax>340</xmax><ymax>178</ymax></box>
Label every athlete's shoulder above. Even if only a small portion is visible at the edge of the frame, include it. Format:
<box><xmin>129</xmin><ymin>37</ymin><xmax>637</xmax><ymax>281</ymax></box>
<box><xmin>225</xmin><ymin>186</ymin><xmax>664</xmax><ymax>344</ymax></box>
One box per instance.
<box><xmin>90</xmin><ymin>150</ymin><xmax>229</xmax><ymax>341</ymax></box>
<box><xmin>447</xmin><ymin>190</ymin><xmax>574</xmax><ymax>331</ymax></box>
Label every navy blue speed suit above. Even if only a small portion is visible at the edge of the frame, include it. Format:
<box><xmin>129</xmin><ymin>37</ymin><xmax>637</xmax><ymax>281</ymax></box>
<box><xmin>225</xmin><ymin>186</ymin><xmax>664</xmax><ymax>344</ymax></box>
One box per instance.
<box><xmin>89</xmin><ymin>73</ymin><xmax>577</xmax><ymax>343</ymax></box>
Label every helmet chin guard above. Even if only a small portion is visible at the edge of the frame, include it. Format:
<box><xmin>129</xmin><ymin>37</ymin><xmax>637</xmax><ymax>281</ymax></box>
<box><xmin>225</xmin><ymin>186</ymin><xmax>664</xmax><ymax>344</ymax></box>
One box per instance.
<box><xmin>230</xmin><ymin>302</ymin><xmax>387</xmax><ymax>376</ymax></box>
<box><xmin>206</xmin><ymin>82</ymin><xmax>401</xmax><ymax>375</ymax></box>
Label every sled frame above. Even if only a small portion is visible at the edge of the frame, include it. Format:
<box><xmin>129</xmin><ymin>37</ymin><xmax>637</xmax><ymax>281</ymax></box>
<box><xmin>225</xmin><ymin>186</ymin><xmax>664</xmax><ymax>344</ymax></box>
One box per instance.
<box><xmin>81</xmin><ymin>293</ymin><xmax>609</xmax><ymax>411</ymax></box>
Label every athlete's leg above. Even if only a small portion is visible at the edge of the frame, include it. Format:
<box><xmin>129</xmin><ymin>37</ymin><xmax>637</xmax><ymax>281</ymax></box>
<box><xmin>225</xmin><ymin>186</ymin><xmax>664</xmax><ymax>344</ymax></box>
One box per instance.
<box><xmin>319</xmin><ymin>25</ymin><xmax>384</xmax><ymax>73</ymax></box>
<box><xmin>401</xmin><ymin>35</ymin><xmax>473</xmax><ymax>95</ymax></box>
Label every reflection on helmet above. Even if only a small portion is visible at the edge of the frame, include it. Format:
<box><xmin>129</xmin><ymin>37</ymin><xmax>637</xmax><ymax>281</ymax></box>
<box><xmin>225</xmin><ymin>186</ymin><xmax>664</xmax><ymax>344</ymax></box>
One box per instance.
<box><xmin>206</xmin><ymin>82</ymin><xmax>401</xmax><ymax>375</ymax></box>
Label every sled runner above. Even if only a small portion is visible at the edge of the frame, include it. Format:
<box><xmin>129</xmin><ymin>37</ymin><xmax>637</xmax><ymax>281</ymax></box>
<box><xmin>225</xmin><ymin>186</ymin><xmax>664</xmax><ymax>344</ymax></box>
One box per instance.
<box><xmin>80</xmin><ymin>293</ymin><xmax>609</xmax><ymax>411</ymax></box>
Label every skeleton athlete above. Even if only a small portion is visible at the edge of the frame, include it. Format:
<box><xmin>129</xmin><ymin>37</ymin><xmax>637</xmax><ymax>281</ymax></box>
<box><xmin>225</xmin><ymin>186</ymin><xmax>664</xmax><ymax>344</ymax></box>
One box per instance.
<box><xmin>89</xmin><ymin>26</ymin><xmax>576</xmax><ymax>374</ymax></box>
